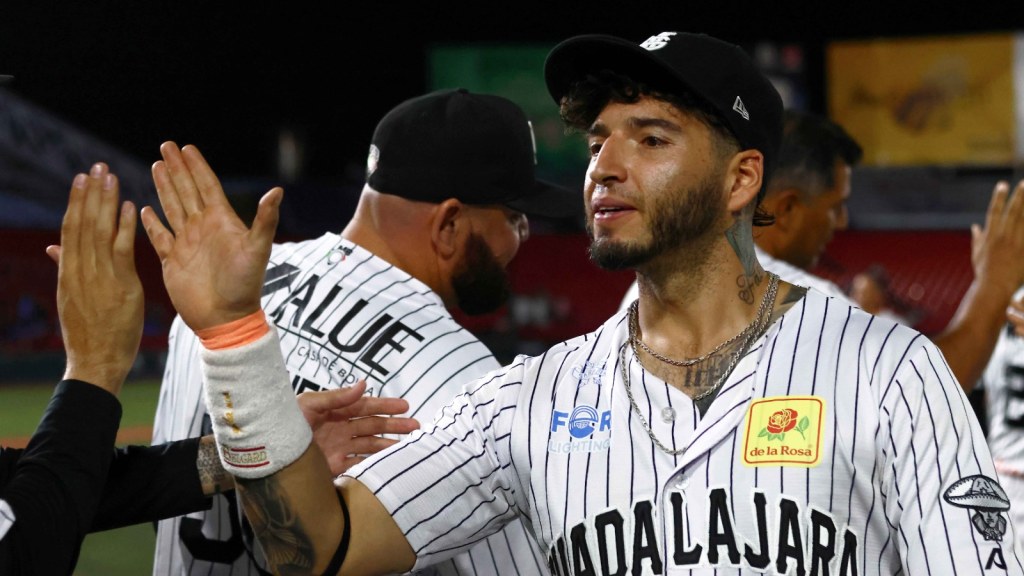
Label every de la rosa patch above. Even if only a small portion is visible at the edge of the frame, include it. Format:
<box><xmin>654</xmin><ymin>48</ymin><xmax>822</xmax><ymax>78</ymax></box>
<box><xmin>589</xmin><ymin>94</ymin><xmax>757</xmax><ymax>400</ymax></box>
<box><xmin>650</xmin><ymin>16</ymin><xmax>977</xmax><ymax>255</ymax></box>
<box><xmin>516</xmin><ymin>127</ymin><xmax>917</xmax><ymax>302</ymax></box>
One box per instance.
<box><xmin>743</xmin><ymin>396</ymin><xmax>826</xmax><ymax>467</ymax></box>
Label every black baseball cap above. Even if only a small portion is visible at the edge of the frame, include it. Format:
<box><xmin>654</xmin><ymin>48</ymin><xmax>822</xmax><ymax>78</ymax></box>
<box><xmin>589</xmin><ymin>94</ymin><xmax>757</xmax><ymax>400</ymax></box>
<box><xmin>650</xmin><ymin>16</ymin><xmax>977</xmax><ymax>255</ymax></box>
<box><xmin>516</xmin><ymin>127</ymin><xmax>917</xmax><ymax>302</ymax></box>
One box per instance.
<box><xmin>365</xmin><ymin>88</ymin><xmax>580</xmax><ymax>219</ymax></box>
<box><xmin>0</xmin><ymin>75</ymin><xmax>12</xmax><ymax>85</ymax></box>
<box><xmin>544</xmin><ymin>32</ymin><xmax>784</xmax><ymax>196</ymax></box>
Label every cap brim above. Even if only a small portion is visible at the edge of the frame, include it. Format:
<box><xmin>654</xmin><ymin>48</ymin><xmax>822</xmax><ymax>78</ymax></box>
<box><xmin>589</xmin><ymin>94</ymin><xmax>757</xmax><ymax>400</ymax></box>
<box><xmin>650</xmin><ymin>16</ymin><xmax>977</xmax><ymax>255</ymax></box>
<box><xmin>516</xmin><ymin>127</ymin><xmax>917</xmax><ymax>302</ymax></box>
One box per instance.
<box><xmin>0</xmin><ymin>75</ymin><xmax>13</xmax><ymax>86</ymax></box>
<box><xmin>544</xmin><ymin>34</ymin><xmax>692</xmax><ymax>105</ymax></box>
<box><xmin>505</xmin><ymin>179</ymin><xmax>581</xmax><ymax>220</ymax></box>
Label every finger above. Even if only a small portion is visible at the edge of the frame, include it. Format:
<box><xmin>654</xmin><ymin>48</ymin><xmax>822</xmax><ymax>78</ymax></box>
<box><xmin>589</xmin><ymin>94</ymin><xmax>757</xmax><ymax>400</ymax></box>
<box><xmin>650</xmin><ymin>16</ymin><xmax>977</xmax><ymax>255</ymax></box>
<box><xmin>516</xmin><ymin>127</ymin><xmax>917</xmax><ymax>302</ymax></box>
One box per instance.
<box><xmin>985</xmin><ymin>180</ymin><xmax>1010</xmax><ymax>233</ymax></box>
<box><xmin>159</xmin><ymin>141</ymin><xmax>204</xmax><ymax>216</ymax></box>
<box><xmin>61</xmin><ymin>174</ymin><xmax>88</xmax><ymax>266</ymax></box>
<box><xmin>112</xmin><ymin>201</ymin><xmax>138</xmax><ymax>278</ymax></box>
<box><xmin>249</xmin><ymin>187</ymin><xmax>283</xmax><ymax>250</ymax></box>
<box><xmin>1008</xmin><ymin>179</ymin><xmax>1024</xmax><ymax>231</ymax></box>
<box><xmin>80</xmin><ymin>163</ymin><xmax>109</xmax><ymax>273</ymax></box>
<box><xmin>296</xmin><ymin>380</ymin><xmax>368</xmax><ymax>414</ymax></box>
<box><xmin>339</xmin><ymin>436</ymin><xmax>401</xmax><ymax>456</ymax></box>
<box><xmin>93</xmin><ymin>172</ymin><xmax>120</xmax><ymax>272</ymax></box>
<box><xmin>348</xmin><ymin>415</ymin><xmax>421</xmax><ymax>438</ymax></box>
<box><xmin>180</xmin><ymin>145</ymin><xmax>230</xmax><ymax>210</ymax></box>
<box><xmin>45</xmin><ymin>245</ymin><xmax>61</xmax><ymax>265</ymax></box>
<box><xmin>151</xmin><ymin>160</ymin><xmax>186</xmax><ymax>233</ymax></box>
<box><xmin>140</xmin><ymin>205</ymin><xmax>175</xmax><ymax>260</ymax></box>
<box><xmin>341</xmin><ymin>397</ymin><xmax>411</xmax><ymax>419</ymax></box>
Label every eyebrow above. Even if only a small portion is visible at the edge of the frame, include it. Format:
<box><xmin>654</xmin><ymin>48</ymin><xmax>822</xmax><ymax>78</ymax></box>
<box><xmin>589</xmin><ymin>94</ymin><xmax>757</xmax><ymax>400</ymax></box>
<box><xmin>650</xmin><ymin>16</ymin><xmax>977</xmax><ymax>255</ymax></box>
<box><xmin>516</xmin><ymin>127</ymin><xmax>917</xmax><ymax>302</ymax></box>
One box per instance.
<box><xmin>588</xmin><ymin>117</ymin><xmax>685</xmax><ymax>136</ymax></box>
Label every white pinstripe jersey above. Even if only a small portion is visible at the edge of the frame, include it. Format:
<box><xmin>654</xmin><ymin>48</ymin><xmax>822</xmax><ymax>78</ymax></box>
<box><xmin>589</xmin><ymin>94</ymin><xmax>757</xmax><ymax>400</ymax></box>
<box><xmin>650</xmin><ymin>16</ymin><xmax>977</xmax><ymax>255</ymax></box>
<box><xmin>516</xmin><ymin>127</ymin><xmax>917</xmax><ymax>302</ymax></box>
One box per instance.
<box><xmin>980</xmin><ymin>287</ymin><xmax>1024</xmax><ymax>477</ymax></box>
<box><xmin>152</xmin><ymin>232</ymin><xmax>546</xmax><ymax>576</ymax></box>
<box><xmin>350</xmin><ymin>288</ymin><xmax>1023</xmax><ymax>575</ymax></box>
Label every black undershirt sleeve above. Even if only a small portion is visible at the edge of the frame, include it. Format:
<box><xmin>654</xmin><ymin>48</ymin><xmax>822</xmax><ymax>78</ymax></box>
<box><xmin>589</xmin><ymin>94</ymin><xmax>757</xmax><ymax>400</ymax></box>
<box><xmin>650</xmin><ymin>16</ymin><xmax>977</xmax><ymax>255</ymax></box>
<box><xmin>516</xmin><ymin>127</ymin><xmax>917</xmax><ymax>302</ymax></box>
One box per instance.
<box><xmin>0</xmin><ymin>379</ymin><xmax>122</xmax><ymax>575</ymax></box>
<box><xmin>91</xmin><ymin>437</ymin><xmax>213</xmax><ymax>532</ymax></box>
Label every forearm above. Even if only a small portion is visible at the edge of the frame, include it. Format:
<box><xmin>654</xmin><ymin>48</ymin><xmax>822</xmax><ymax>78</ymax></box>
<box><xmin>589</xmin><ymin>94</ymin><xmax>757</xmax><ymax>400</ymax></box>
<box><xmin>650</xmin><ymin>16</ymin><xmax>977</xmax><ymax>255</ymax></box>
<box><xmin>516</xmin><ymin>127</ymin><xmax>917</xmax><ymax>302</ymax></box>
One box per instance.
<box><xmin>235</xmin><ymin>443</ymin><xmax>345</xmax><ymax>573</ymax></box>
<box><xmin>91</xmin><ymin>437</ymin><xmax>219</xmax><ymax>532</ymax></box>
<box><xmin>932</xmin><ymin>280</ymin><xmax>1012</xmax><ymax>391</ymax></box>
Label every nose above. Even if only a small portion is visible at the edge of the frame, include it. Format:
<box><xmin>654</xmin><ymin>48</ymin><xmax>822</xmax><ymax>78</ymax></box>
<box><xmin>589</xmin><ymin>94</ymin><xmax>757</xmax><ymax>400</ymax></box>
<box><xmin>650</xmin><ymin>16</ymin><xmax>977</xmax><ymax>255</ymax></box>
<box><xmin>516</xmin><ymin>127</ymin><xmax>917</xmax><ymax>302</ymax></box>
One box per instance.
<box><xmin>587</xmin><ymin>137</ymin><xmax>627</xmax><ymax>188</ymax></box>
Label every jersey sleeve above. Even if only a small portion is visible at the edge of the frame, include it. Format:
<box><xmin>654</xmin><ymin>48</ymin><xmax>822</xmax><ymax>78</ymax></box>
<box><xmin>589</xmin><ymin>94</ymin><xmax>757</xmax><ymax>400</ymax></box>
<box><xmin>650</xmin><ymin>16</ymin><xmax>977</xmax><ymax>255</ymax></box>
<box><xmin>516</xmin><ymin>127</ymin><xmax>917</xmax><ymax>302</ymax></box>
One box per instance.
<box><xmin>880</xmin><ymin>341</ymin><xmax>1024</xmax><ymax>574</ymax></box>
<box><xmin>345</xmin><ymin>365</ymin><xmax>526</xmax><ymax>570</ymax></box>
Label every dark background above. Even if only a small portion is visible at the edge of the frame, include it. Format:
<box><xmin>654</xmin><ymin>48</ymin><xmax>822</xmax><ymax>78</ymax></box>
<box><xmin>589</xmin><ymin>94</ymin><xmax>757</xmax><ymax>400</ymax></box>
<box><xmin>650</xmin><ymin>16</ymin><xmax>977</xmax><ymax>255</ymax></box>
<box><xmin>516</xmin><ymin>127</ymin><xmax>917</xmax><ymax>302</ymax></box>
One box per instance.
<box><xmin>0</xmin><ymin>2</ymin><xmax>1019</xmax><ymax>375</ymax></box>
<box><xmin>1</xmin><ymin>1</ymin><xmax>1020</xmax><ymax>187</ymax></box>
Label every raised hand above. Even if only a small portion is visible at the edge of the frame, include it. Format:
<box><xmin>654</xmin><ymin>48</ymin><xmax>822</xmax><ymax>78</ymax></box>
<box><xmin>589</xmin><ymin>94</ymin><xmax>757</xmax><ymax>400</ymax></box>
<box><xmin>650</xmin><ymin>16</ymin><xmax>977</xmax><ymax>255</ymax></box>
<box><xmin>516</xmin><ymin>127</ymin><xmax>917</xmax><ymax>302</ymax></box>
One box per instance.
<box><xmin>970</xmin><ymin>180</ymin><xmax>1024</xmax><ymax>297</ymax></box>
<box><xmin>297</xmin><ymin>381</ymin><xmax>421</xmax><ymax>475</ymax></box>
<box><xmin>140</xmin><ymin>142</ymin><xmax>283</xmax><ymax>331</ymax></box>
<box><xmin>46</xmin><ymin>162</ymin><xmax>143</xmax><ymax>394</ymax></box>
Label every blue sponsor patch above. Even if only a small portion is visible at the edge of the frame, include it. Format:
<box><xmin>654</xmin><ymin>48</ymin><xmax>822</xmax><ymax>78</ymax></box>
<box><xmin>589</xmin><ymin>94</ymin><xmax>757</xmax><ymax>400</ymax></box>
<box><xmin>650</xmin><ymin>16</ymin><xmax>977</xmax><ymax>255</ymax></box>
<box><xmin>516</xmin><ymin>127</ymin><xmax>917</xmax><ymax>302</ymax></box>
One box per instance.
<box><xmin>549</xmin><ymin>404</ymin><xmax>612</xmax><ymax>453</ymax></box>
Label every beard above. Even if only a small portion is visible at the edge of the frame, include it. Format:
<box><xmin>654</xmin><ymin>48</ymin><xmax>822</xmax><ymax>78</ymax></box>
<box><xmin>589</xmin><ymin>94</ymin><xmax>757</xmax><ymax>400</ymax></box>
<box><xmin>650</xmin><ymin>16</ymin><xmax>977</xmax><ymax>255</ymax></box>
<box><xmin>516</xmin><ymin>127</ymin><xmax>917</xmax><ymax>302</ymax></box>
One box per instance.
<box><xmin>588</xmin><ymin>172</ymin><xmax>725</xmax><ymax>271</ymax></box>
<box><xmin>452</xmin><ymin>232</ymin><xmax>512</xmax><ymax>316</ymax></box>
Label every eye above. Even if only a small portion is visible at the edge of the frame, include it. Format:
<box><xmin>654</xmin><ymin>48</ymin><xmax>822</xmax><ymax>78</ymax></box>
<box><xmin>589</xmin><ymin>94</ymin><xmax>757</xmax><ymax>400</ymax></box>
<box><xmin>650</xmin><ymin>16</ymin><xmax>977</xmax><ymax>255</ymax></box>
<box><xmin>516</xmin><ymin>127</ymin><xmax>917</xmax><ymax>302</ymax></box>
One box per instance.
<box><xmin>641</xmin><ymin>135</ymin><xmax>666</xmax><ymax>147</ymax></box>
<box><xmin>588</xmin><ymin>140</ymin><xmax>603</xmax><ymax>157</ymax></box>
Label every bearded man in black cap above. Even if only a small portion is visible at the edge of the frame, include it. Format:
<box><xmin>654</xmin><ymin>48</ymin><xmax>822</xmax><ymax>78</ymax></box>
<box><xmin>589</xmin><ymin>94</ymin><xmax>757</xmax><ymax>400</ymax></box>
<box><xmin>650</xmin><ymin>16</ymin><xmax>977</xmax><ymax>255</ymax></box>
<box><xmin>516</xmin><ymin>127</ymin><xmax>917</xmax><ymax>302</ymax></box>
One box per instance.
<box><xmin>143</xmin><ymin>33</ymin><xmax>1021</xmax><ymax>575</ymax></box>
<box><xmin>151</xmin><ymin>89</ymin><xmax>576</xmax><ymax>576</ymax></box>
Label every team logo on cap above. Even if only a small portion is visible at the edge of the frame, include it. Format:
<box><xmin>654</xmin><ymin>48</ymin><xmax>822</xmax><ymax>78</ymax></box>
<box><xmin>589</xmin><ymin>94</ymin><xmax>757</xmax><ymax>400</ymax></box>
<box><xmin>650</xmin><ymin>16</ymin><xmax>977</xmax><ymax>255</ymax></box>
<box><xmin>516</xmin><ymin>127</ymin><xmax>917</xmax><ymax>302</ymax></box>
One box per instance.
<box><xmin>639</xmin><ymin>32</ymin><xmax>676</xmax><ymax>51</ymax></box>
<box><xmin>733</xmin><ymin>96</ymin><xmax>750</xmax><ymax>120</ymax></box>
<box><xmin>943</xmin><ymin>475</ymin><xmax>1011</xmax><ymax>542</ymax></box>
<box><xmin>742</xmin><ymin>396</ymin><xmax>825</xmax><ymax>467</ymax></box>
<box><xmin>366</xmin><ymin>144</ymin><xmax>380</xmax><ymax>176</ymax></box>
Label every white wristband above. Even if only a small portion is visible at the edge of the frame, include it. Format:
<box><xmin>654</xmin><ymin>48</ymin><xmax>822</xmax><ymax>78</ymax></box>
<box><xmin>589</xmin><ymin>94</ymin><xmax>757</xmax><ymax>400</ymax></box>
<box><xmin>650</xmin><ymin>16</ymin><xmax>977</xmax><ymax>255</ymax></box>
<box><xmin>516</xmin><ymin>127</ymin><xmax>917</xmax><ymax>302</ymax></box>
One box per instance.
<box><xmin>200</xmin><ymin>327</ymin><xmax>311</xmax><ymax>479</ymax></box>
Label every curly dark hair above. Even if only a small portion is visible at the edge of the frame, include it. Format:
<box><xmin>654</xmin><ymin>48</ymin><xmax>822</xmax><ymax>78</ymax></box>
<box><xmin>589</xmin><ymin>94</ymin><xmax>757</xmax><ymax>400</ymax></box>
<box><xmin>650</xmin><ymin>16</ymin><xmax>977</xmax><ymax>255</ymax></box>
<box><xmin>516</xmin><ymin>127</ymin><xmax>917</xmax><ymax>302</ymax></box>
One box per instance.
<box><xmin>558</xmin><ymin>69</ymin><xmax>773</xmax><ymax>226</ymax></box>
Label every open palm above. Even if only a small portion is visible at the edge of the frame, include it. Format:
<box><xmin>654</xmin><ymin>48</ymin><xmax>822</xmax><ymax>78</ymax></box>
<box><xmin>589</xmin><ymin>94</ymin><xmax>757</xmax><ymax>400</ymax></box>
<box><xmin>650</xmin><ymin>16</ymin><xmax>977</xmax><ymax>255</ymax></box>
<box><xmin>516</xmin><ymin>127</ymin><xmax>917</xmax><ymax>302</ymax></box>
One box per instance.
<box><xmin>141</xmin><ymin>142</ymin><xmax>282</xmax><ymax>331</ymax></box>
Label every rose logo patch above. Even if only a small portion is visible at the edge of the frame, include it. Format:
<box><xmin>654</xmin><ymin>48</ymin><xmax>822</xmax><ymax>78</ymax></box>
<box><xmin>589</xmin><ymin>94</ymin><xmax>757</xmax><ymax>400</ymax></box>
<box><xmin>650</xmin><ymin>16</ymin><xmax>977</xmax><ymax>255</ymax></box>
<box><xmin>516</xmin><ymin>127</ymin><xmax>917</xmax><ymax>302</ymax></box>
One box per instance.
<box><xmin>743</xmin><ymin>396</ymin><xmax>825</xmax><ymax>467</ymax></box>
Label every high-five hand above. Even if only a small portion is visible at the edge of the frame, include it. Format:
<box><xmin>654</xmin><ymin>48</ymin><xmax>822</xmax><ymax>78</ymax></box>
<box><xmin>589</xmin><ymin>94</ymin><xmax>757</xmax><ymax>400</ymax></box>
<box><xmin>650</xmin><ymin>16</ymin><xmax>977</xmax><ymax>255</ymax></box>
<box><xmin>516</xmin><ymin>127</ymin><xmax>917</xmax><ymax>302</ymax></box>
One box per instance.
<box><xmin>47</xmin><ymin>162</ymin><xmax>143</xmax><ymax>394</ymax></box>
<box><xmin>140</xmin><ymin>142</ymin><xmax>283</xmax><ymax>331</ymax></box>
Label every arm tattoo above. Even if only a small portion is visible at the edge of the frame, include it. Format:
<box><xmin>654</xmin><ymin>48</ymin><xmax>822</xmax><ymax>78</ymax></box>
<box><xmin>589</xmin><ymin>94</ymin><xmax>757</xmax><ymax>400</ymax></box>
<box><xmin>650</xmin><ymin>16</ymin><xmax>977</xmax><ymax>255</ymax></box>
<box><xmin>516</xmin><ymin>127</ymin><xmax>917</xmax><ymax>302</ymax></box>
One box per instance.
<box><xmin>197</xmin><ymin>436</ymin><xmax>234</xmax><ymax>495</ymax></box>
<box><xmin>236</xmin><ymin>476</ymin><xmax>316</xmax><ymax>575</ymax></box>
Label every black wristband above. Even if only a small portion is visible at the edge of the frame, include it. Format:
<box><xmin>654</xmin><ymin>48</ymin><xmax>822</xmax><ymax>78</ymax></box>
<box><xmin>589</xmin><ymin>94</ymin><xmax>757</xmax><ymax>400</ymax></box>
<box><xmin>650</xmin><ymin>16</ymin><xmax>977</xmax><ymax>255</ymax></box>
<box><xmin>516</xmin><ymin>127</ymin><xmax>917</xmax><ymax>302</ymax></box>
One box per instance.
<box><xmin>321</xmin><ymin>490</ymin><xmax>350</xmax><ymax>576</ymax></box>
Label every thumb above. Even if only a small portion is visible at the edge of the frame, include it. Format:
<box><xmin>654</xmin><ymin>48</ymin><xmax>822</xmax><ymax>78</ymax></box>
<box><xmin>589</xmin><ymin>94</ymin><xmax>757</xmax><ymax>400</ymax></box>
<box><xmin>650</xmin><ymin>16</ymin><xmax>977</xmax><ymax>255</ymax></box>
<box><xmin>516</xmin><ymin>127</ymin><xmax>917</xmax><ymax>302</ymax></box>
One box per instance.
<box><xmin>250</xmin><ymin>187</ymin><xmax>283</xmax><ymax>249</ymax></box>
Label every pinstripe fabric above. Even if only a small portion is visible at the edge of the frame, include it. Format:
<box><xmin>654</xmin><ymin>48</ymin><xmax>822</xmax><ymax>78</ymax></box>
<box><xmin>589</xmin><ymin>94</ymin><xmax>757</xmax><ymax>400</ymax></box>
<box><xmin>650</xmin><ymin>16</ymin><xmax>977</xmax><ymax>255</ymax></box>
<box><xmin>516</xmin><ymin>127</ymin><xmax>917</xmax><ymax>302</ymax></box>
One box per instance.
<box><xmin>980</xmin><ymin>288</ymin><xmax>1024</xmax><ymax>557</ymax></box>
<box><xmin>152</xmin><ymin>232</ymin><xmax>545</xmax><ymax>575</ymax></box>
<box><xmin>351</xmin><ymin>289</ymin><xmax>1022</xmax><ymax>574</ymax></box>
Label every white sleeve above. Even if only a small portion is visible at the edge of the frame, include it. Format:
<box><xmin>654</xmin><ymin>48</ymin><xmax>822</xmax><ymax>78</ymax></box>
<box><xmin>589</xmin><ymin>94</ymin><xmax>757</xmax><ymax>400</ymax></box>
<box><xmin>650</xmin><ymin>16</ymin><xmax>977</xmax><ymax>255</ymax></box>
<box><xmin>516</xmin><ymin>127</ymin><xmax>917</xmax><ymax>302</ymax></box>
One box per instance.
<box><xmin>345</xmin><ymin>368</ymin><xmax>524</xmax><ymax>571</ymax></box>
<box><xmin>0</xmin><ymin>500</ymin><xmax>14</xmax><ymax>541</ymax></box>
<box><xmin>881</xmin><ymin>342</ymin><xmax>1024</xmax><ymax>574</ymax></box>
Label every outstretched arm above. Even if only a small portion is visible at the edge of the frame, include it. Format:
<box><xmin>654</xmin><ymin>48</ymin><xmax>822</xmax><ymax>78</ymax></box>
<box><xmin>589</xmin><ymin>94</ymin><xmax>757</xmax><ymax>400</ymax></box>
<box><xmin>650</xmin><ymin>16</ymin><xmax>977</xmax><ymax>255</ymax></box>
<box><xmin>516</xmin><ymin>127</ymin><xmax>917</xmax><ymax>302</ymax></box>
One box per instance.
<box><xmin>933</xmin><ymin>180</ymin><xmax>1024</xmax><ymax>391</ymax></box>
<box><xmin>1</xmin><ymin>163</ymin><xmax>143</xmax><ymax>573</ymax></box>
<box><xmin>141</xmin><ymin>142</ymin><xmax>415</xmax><ymax>574</ymax></box>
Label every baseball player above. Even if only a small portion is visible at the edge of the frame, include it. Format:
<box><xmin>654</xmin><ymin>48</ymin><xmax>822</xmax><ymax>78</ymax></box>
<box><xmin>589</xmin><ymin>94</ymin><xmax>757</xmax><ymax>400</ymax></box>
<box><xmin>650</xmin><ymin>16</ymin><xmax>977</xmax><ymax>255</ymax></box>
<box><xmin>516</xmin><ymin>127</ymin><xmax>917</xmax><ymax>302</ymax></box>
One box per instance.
<box><xmin>151</xmin><ymin>89</ymin><xmax>578</xmax><ymax>575</ymax></box>
<box><xmin>978</xmin><ymin>288</ymin><xmax>1024</xmax><ymax>552</ymax></box>
<box><xmin>143</xmin><ymin>32</ymin><xmax>1023</xmax><ymax>575</ymax></box>
<box><xmin>619</xmin><ymin>110</ymin><xmax>1024</xmax><ymax>390</ymax></box>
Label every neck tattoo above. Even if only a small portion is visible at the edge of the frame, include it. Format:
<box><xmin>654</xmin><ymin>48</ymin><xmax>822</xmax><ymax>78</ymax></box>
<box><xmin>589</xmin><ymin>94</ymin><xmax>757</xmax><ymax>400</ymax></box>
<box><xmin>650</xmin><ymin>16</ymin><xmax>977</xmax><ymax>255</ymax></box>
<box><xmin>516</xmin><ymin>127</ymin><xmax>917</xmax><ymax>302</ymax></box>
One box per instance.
<box><xmin>621</xmin><ymin>272</ymin><xmax>780</xmax><ymax>455</ymax></box>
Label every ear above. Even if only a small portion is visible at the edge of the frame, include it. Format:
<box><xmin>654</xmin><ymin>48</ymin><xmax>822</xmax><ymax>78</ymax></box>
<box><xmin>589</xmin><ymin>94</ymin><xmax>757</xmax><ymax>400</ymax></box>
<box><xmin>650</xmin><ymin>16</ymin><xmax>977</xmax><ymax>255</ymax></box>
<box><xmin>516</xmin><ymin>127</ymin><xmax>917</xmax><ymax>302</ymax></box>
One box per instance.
<box><xmin>430</xmin><ymin>198</ymin><xmax>467</xmax><ymax>260</ymax></box>
<box><xmin>763</xmin><ymin>188</ymin><xmax>803</xmax><ymax>230</ymax></box>
<box><xmin>725</xmin><ymin>150</ymin><xmax>764</xmax><ymax>214</ymax></box>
